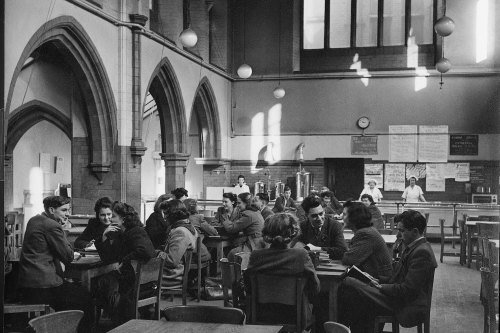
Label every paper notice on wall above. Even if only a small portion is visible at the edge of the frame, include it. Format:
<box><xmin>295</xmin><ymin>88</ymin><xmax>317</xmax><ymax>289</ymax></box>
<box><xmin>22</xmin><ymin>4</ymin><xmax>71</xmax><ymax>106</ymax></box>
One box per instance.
<box><xmin>389</xmin><ymin>125</ymin><xmax>418</xmax><ymax>162</ymax></box>
<box><xmin>55</xmin><ymin>157</ymin><xmax>64</xmax><ymax>174</ymax></box>
<box><xmin>426</xmin><ymin>164</ymin><xmax>446</xmax><ymax>191</ymax></box>
<box><xmin>364</xmin><ymin>164</ymin><xmax>383</xmax><ymax>188</ymax></box>
<box><xmin>418</xmin><ymin>125</ymin><xmax>449</xmax><ymax>162</ymax></box>
<box><xmin>444</xmin><ymin>163</ymin><xmax>457</xmax><ymax>178</ymax></box>
<box><xmin>455</xmin><ymin>163</ymin><xmax>470</xmax><ymax>182</ymax></box>
<box><xmin>406</xmin><ymin>164</ymin><xmax>426</xmax><ymax>180</ymax></box>
<box><xmin>39</xmin><ymin>153</ymin><xmax>51</xmax><ymax>173</ymax></box>
<box><xmin>384</xmin><ymin>164</ymin><xmax>406</xmax><ymax>191</ymax></box>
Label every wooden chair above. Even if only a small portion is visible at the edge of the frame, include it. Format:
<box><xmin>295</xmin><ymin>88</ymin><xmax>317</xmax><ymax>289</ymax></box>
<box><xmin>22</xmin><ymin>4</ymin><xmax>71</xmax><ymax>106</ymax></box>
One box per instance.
<box><xmin>190</xmin><ymin>236</ymin><xmax>210</xmax><ymax>302</ymax></box>
<box><xmin>162</xmin><ymin>248</ymin><xmax>193</xmax><ymax>305</ymax></box>
<box><xmin>131</xmin><ymin>256</ymin><xmax>164</xmax><ymax>320</ymax></box>
<box><xmin>4</xmin><ymin>303</ymin><xmax>51</xmax><ymax>319</ymax></box>
<box><xmin>439</xmin><ymin>218</ymin><xmax>463</xmax><ymax>264</ymax></box>
<box><xmin>373</xmin><ymin>270</ymin><xmax>435</xmax><ymax>333</ymax></box>
<box><xmin>475</xmin><ymin>222</ymin><xmax>500</xmax><ymax>268</ymax></box>
<box><xmin>234</xmin><ymin>251</ymin><xmax>250</xmax><ymax>270</ymax></box>
<box><xmin>384</xmin><ymin>214</ymin><xmax>396</xmax><ymax>230</ymax></box>
<box><xmin>5</xmin><ymin>211</ymin><xmax>24</xmax><ymax>261</ymax></box>
<box><xmin>480</xmin><ymin>267</ymin><xmax>499</xmax><ymax>333</ymax></box>
<box><xmin>162</xmin><ymin>305</ymin><xmax>245</xmax><ymax>324</ymax></box>
<box><xmin>220</xmin><ymin>258</ymin><xmax>243</xmax><ymax>307</ymax></box>
<box><xmin>28</xmin><ymin>310</ymin><xmax>84</xmax><ymax>333</ymax></box>
<box><xmin>248</xmin><ymin>273</ymin><xmax>308</xmax><ymax>333</ymax></box>
<box><xmin>324</xmin><ymin>321</ymin><xmax>351</xmax><ymax>333</ymax></box>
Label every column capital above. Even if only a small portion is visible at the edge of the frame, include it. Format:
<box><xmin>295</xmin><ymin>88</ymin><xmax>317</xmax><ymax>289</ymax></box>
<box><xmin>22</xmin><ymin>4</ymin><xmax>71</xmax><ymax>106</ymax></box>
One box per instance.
<box><xmin>160</xmin><ymin>153</ymin><xmax>191</xmax><ymax>162</ymax></box>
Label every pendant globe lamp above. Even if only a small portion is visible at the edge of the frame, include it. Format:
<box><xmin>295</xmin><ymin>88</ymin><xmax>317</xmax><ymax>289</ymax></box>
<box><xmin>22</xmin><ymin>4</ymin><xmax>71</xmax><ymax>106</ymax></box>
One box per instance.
<box><xmin>273</xmin><ymin>1</ymin><xmax>285</xmax><ymax>99</ymax></box>
<box><xmin>179</xmin><ymin>0</ymin><xmax>198</xmax><ymax>48</ymax></box>
<box><xmin>434</xmin><ymin>0</ymin><xmax>454</xmax><ymax>89</ymax></box>
<box><xmin>237</xmin><ymin>2</ymin><xmax>252</xmax><ymax>79</ymax></box>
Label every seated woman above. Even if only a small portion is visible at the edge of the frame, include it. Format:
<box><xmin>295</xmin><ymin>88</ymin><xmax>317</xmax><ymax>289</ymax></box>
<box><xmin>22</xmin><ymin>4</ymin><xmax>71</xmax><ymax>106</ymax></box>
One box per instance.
<box><xmin>162</xmin><ymin>204</ymin><xmax>211</xmax><ymax>288</ymax></box>
<box><xmin>341</xmin><ymin>201</ymin><xmax>393</xmax><ymax>283</ymax></box>
<box><xmin>215</xmin><ymin>192</ymin><xmax>240</xmax><ymax>225</ymax></box>
<box><xmin>171</xmin><ymin>187</ymin><xmax>188</xmax><ymax>201</ymax></box>
<box><xmin>74</xmin><ymin>197</ymin><xmax>113</xmax><ymax>249</ymax></box>
<box><xmin>222</xmin><ymin>192</ymin><xmax>266</xmax><ymax>261</ymax></box>
<box><xmin>320</xmin><ymin>190</ymin><xmax>343</xmax><ymax>216</ymax></box>
<box><xmin>245</xmin><ymin>213</ymin><xmax>320</xmax><ymax>329</ymax></box>
<box><xmin>145</xmin><ymin>194</ymin><xmax>173</xmax><ymax>249</ymax></box>
<box><xmin>360</xmin><ymin>194</ymin><xmax>385</xmax><ymax>230</ymax></box>
<box><xmin>94</xmin><ymin>201</ymin><xmax>156</xmax><ymax>325</ymax></box>
<box><xmin>184</xmin><ymin>198</ymin><xmax>218</xmax><ymax>236</ymax></box>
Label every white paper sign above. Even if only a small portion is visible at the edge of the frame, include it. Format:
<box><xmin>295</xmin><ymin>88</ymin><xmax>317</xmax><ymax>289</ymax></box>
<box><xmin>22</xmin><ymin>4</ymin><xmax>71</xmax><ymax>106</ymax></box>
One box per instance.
<box><xmin>455</xmin><ymin>163</ymin><xmax>470</xmax><ymax>182</ymax></box>
<box><xmin>384</xmin><ymin>164</ymin><xmax>406</xmax><ymax>191</ymax></box>
<box><xmin>39</xmin><ymin>153</ymin><xmax>51</xmax><ymax>173</ymax></box>
<box><xmin>389</xmin><ymin>125</ymin><xmax>418</xmax><ymax>162</ymax></box>
<box><xmin>418</xmin><ymin>125</ymin><xmax>449</xmax><ymax>162</ymax></box>
<box><xmin>444</xmin><ymin>163</ymin><xmax>457</xmax><ymax>178</ymax></box>
<box><xmin>426</xmin><ymin>164</ymin><xmax>445</xmax><ymax>191</ymax></box>
<box><xmin>364</xmin><ymin>164</ymin><xmax>384</xmax><ymax>189</ymax></box>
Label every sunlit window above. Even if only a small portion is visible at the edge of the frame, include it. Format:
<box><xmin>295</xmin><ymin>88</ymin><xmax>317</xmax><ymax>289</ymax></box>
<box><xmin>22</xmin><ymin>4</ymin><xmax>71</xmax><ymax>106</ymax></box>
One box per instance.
<box><xmin>383</xmin><ymin>0</ymin><xmax>405</xmax><ymax>46</ymax></box>
<box><xmin>329</xmin><ymin>0</ymin><xmax>351</xmax><ymax>48</ymax></box>
<box><xmin>411</xmin><ymin>0</ymin><xmax>434</xmax><ymax>44</ymax></box>
<box><xmin>356</xmin><ymin>0</ymin><xmax>378</xmax><ymax>47</ymax></box>
<box><xmin>303</xmin><ymin>0</ymin><xmax>325</xmax><ymax>49</ymax></box>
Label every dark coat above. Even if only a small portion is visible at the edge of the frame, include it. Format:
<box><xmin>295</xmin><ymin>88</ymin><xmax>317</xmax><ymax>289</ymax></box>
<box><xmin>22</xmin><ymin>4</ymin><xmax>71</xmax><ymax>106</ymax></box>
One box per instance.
<box><xmin>272</xmin><ymin>196</ymin><xmax>296</xmax><ymax>213</ymax></box>
<box><xmin>291</xmin><ymin>215</ymin><xmax>348</xmax><ymax>259</ymax></box>
<box><xmin>18</xmin><ymin>213</ymin><xmax>74</xmax><ymax>288</ymax></box>
<box><xmin>342</xmin><ymin>226</ymin><xmax>393</xmax><ymax>282</ymax></box>
<box><xmin>368</xmin><ymin>204</ymin><xmax>385</xmax><ymax>230</ymax></box>
<box><xmin>188</xmin><ymin>214</ymin><xmax>218</xmax><ymax>236</ymax></box>
<box><xmin>145</xmin><ymin>211</ymin><xmax>170</xmax><ymax>249</ymax></box>
<box><xmin>260</xmin><ymin>206</ymin><xmax>274</xmax><ymax>220</ymax></box>
<box><xmin>223</xmin><ymin>208</ymin><xmax>265</xmax><ymax>253</ymax></box>
<box><xmin>74</xmin><ymin>218</ymin><xmax>108</xmax><ymax>249</ymax></box>
<box><xmin>215</xmin><ymin>206</ymin><xmax>240</xmax><ymax>225</ymax></box>
<box><xmin>380</xmin><ymin>238</ymin><xmax>437</xmax><ymax>327</ymax></box>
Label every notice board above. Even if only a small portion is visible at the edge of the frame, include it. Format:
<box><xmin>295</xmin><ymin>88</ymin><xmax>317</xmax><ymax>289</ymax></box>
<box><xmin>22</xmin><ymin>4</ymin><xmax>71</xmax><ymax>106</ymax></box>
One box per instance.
<box><xmin>450</xmin><ymin>135</ymin><xmax>478</xmax><ymax>155</ymax></box>
<box><xmin>351</xmin><ymin>136</ymin><xmax>377</xmax><ymax>155</ymax></box>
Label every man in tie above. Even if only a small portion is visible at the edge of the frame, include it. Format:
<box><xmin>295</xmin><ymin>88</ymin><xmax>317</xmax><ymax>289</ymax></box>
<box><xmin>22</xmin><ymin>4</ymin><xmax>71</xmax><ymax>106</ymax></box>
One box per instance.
<box><xmin>338</xmin><ymin>210</ymin><xmax>438</xmax><ymax>333</ymax></box>
<box><xmin>272</xmin><ymin>186</ymin><xmax>297</xmax><ymax>213</ymax></box>
<box><xmin>233</xmin><ymin>174</ymin><xmax>250</xmax><ymax>195</ymax></box>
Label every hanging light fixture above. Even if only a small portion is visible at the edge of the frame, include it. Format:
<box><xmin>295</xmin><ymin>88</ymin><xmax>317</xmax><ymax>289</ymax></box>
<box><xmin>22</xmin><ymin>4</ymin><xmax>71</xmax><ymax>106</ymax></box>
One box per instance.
<box><xmin>273</xmin><ymin>1</ymin><xmax>285</xmax><ymax>99</ymax></box>
<box><xmin>237</xmin><ymin>2</ymin><xmax>252</xmax><ymax>78</ymax></box>
<box><xmin>179</xmin><ymin>0</ymin><xmax>198</xmax><ymax>48</ymax></box>
<box><xmin>434</xmin><ymin>0</ymin><xmax>454</xmax><ymax>88</ymax></box>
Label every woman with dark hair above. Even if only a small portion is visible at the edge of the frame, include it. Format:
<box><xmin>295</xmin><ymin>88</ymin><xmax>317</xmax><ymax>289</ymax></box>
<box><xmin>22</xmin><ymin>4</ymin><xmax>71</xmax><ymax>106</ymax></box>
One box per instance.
<box><xmin>95</xmin><ymin>201</ymin><xmax>156</xmax><ymax>325</ymax></box>
<box><xmin>360</xmin><ymin>194</ymin><xmax>384</xmax><ymax>230</ymax></box>
<box><xmin>171</xmin><ymin>187</ymin><xmax>189</xmax><ymax>201</ymax></box>
<box><xmin>74</xmin><ymin>197</ymin><xmax>113</xmax><ymax>249</ymax></box>
<box><xmin>222</xmin><ymin>192</ymin><xmax>265</xmax><ymax>260</ymax></box>
<box><xmin>184</xmin><ymin>198</ymin><xmax>218</xmax><ymax>236</ymax></box>
<box><xmin>162</xmin><ymin>205</ymin><xmax>211</xmax><ymax>288</ymax></box>
<box><xmin>145</xmin><ymin>194</ymin><xmax>173</xmax><ymax>249</ymax></box>
<box><xmin>215</xmin><ymin>192</ymin><xmax>240</xmax><ymax>225</ymax></box>
<box><xmin>245</xmin><ymin>213</ymin><xmax>320</xmax><ymax>329</ymax></box>
<box><xmin>341</xmin><ymin>202</ymin><xmax>392</xmax><ymax>283</ymax></box>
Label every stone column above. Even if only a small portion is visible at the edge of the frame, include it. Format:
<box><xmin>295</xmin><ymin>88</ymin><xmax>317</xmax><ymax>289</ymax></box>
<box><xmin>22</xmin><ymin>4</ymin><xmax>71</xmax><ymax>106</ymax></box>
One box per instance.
<box><xmin>160</xmin><ymin>153</ymin><xmax>190</xmax><ymax>191</ymax></box>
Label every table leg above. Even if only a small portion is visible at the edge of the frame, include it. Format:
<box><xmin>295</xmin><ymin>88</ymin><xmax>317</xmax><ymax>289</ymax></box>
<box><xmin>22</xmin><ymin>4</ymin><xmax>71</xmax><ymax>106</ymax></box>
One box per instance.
<box><xmin>81</xmin><ymin>271</ymin><xmax>92</xmax><ymax>292</ymax></box>
<box><xmin>328</xmin><ymin>281</ymin><xmax>340</xmax><ymax>321</ymax></box>
<box><xmin>216</xmin><ymin>243</ymin><xmax>223</xmax><ymax>275</ymax></box>
<box><xmin>467</xmin><ymin>225</ymin><xmax>472</xmax><ymax>268</ymax></box>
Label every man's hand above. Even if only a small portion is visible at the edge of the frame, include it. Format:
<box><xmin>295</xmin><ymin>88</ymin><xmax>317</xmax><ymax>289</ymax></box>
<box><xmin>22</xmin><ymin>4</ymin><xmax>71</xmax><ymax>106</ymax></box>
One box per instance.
<box><xmin>306</xmin><ymin>244</ymin><xmax>322</xmax><ymax>252</ymax></box>
<box><xmin>369</xmin><ymin>279</ymin><xmax>382</xmax><ymax>289</ymax></box>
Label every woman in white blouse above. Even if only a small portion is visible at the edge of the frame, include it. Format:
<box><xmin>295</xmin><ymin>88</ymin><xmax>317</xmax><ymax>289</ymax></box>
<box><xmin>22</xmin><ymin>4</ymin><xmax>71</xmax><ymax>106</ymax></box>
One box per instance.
<box><xmin>359</xmin><ymin>179</ymin><xmax>383</xmax><ymax>202</ymax></box>
<box><xmin>401</xmin><ymin>176</ymin><xmax>426</xmax><ymax>203</ymax></box>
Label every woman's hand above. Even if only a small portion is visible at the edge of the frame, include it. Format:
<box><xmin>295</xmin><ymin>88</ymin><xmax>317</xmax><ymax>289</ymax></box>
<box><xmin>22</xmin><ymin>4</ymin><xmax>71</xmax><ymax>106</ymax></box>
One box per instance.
<box><xmin>102</xmin><ymin>224</ymin><xmax>120</xmax><ymax>241</ymax></box>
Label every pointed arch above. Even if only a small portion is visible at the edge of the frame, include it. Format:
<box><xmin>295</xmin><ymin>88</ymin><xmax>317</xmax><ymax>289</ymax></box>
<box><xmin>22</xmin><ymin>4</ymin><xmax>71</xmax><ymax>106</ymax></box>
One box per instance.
<box><xmin>5</xmin><ymin>16</ymin><xmax>117</xmax><ymax>167</ymax></box>
<box><xmin>145</xmin><ymin>58</ymin><xmax>187</xmax><ymax>154</ymax></box>
<box><xmin>190</xmin><ymin>77</ymin><xmax>221</xmax><ymax>159</ymax></box>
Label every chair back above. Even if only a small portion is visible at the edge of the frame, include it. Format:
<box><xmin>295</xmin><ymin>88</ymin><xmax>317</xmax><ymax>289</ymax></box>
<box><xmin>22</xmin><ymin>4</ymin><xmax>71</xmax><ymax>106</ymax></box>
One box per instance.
<box><xmin>162</xmin><ymin>305</ymin><xmax>245</xmax><ymax>324</ymax></box>
<box><xmin>384</xmin><ymin>214</ymin><xmax>396</xmax><ymax>230</ymax></box>
<box><xmin>478</xmin><ymin>237</ymin><xmax>490</xmax><ymax>269</ymax></box>
<box><xmin>220</xmin><ymin>258</ymin><xmax>243</xmax><ymax>307</ymax></box>
<box><xmin>480</xmin><ymin>267</ymin><xmax>498</xmax><ymax>333</ymax></box>
<box><xmin>161</xmin><ymin>247</ymin><xmax>193</xmax><ymax>305</ymax></box>
<box><xmin>5</xmin><ymin>211</ymin><xmax>24</xmax><ymax>261</ymax></box>
<box><xmin>487</xmin><ymin>240</ymin><xmax>498</xmax><ymax>272</ymax></box>
<box><xmin>477</xmin><ymin>222</ymin><xmax>499</xmax><ymax>239</ymax></box>
<box><xmin>249</xmin><ymin>273</ymin><xmax>307</xmax><ymax>332</ymax></box>
<box><xmin>234</xmin><ymin>251</ymin><xmax>251</xmax><ymax>270</ymax></box>
<box><xmin>28</xmin><ymin>310</ymin><xmax>84</xmax><ymax>333</ymax></box>
<box><xmin>324</xmin><ymin>321</ymin><xmax>351</xmax><ymax>333</ymax></box>
<box><xmin>131</xmin><ymin>256</ymin><xmax>164</xmax><ymax>319</ymax></box>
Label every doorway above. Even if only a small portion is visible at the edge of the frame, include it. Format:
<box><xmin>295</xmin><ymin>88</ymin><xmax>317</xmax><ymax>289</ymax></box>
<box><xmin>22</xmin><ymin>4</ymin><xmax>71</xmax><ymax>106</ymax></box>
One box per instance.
<box><xmin>324</xmin><ymin>158</ymin><xmax>364</xmax><ymax>201</ymax></box>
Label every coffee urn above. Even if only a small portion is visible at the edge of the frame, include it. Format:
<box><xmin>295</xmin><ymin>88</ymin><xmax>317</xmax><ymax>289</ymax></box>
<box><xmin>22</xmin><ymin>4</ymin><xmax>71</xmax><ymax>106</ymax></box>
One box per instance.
<box><xmin>296</xmin><ymin>170</ymin><xmax>311</xmax><ymax>201</ymax></box>
<box><xmin>254</xmin><ymin>181</ymin><xmax>265</xmax><ymax>195</ymax></box>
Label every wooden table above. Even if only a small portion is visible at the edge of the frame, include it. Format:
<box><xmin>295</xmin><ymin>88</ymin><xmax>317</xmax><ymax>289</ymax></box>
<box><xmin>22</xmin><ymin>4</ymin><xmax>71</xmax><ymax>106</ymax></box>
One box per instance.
<box><xmin>316</xmin><ymin>261</ymin><xmax>347</xmax><ymax>322</ymax></box>
<box><xmin>65</xmin><ymin>254</ymin><xmax>118</xmax><ymax>291</ymax></box>
<box><xmin>465</xmin><ymin>220</ymin><xmax>500</xmax><ymax>268</ymax></box>
<box><xmin>205</xmin><ymin>235</ymin><xmax>234</xmax><ymax>275</ymax></box>
<box><xmin>343</xmin><ymin>232</ymin><xmax>397</xmax><ymax>245</ymax></box>
<box><xmin>107</xmin><ymin>320</ymin><xmax>283</xmax><ymax>333</ymax></box>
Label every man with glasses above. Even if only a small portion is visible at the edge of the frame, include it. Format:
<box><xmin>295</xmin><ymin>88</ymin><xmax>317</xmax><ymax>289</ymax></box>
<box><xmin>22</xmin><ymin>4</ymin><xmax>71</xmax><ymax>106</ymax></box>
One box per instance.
<box><xmin>291</xmin><ymin>195</ymin><xmax>347</xmax><ymax>260</ymax></box>
<box><xmin>339</xmin><ymin>210</ymin><xmax>437</xmax><ymax>333</ymax></box>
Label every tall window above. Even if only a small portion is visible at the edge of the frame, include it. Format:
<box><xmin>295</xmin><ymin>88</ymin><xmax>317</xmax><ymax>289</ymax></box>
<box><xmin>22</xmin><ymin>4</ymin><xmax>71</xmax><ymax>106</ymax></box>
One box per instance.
<box><xmin>303</xmin><ymin>0</ymin><xmax>434</xmax><ymax>49</ymax></box>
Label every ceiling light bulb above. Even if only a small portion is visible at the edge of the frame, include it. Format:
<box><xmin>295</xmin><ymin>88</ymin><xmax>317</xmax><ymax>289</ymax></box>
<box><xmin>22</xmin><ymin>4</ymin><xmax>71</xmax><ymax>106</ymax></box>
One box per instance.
<box><xmin>436</xmin><ymin>57</ymin><xmax>451</xmax><ymax>73</ymax></box>
<box><xmin>434</xmin><ymin>16</ymin><xmax>455</xmax><ymax>37</ymax></box>
<box><xmin>237</xmin><ymin>64</ymin><xmax>252</xmax><ymax>79</ymax></box>
<box><xmin>179</xmin><ymin>28</ymin><xmax>198</xmax><ymax>48</ymax></box>
<box><xmin>273</xmin><ymin>86</ymin><xmax>285</xmax><ymax>99</ymax></box>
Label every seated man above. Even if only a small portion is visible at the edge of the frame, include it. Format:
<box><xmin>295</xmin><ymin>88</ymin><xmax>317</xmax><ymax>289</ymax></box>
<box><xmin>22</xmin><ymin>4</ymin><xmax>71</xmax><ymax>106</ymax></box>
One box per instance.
<box><xmin>339</xmin><ymin>210</ymin><xmax>438</xmax><ymax>333</ymax></box>
<box><xmin>17</xmin><ymin>196</ymin><xmax>93</xmax><ymax>332</ymax></box>
<box><xmin>253</xmin><ymin>192</ymin><xmax>275</xmax><ymax>220</ymax></box>
<box><xmin>272</xmin><ymin>186</ymin><xmax>296</xmax><ymax>213</ymax></box>
<box><xmin>291</xmin><ymin>195</ymin><xmax>347</xmax><ymax>260</ymax></box>
<box><xmin>320</xmin><ymin>190</ymin><xmax>343</xmax><ymax>216</ymax></box>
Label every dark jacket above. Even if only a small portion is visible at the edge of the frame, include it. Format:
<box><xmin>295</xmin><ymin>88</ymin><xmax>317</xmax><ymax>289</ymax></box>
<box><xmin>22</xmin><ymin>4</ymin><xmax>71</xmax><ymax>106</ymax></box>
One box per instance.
<box><xmin>380</xmin><ymin>238</ymin><xmax>437</xmax><ymax>327</ymax></box>
<box><xmin>74</xmin><ymin>218</ymin><xmax>108</xmax><ymax>249</ymax></box>
<box><xmin>188</xmin><ymin>214</ymin><xmax>218</xmax><ymax>236</ymax></box>
<box><xmin>291</xmin><ymin>215</ymin><xmax>348</xmax><ymax>260</ymax></box>
<box><xmin>260</xmin><ymin>206</ymin><xmax>274</xmax><ymax>220</ymax></box>
<box><xmin>368</xmin><ymin>204</ymin><xmax>385</xmax><ymax>230</ymax></box>
<box><xmin>223</xmin><ymin>208</ymin><xmax>265</xmax><ymax>252</ymax></box>
<box><xmin>342</xmin><ymin>226</ymin><xmax>393</xmax><ymax>282</ymax></box>
<box><xmin>18</xmin><ymin>213</ymin><xmax>74</xmax><ymax>288</ymax></box>
<box><xmin>145</xmin><ymin>211</ymin><xmax>170</xmax><ymax>249</ymax></box>
<box><xmin>272</xmin><ymin>196</ymin><xmax>296</xmax><ymax>213</ymax></box>
<box><xmin>215</xmin><ymin>206</ymin><xmax>240</xmax><ymax>225</ymax></box>
<box><xmin>245</xmin><ymin>247</ymin><xmax>320</xmax><ymax>328</ymax></box>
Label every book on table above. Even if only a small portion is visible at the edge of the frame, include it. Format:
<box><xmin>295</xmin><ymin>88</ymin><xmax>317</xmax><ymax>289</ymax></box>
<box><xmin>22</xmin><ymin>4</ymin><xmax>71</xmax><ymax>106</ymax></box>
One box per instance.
<box><xmin>342</xmin><ymin>265</ymin><xmax>378</xmax><ymax>284</ymax></box>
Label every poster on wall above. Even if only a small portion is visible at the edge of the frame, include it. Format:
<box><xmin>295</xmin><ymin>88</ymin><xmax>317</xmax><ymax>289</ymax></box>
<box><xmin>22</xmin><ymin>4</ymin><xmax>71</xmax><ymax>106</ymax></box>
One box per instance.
<box><xmin>364</xmin><ymin>164</ymin><xmax>383</xmax><ymax>188</ymax></box>
<box><xmin>384</xmin><ymin>164</ymin><xmax>406</xmax><ymax>191</ymax></box>
<box><xmin>455</xmin><ymin>163</ymin><xmax>470</xmax><ymax>182</ymax></box>
<box><xmin>450</xmin><ymin>135</ymin><xmax>478</xmax><ymax>155</ymax></box>
<box><xmin>418</xmin><ymin>125</ymin><xmax>449</xmax><ymax>162</ymax></box>
<box><xmin>389</xmin><ymin>125</ymin><xmax>418</xmax><ymax>162</ymax></box>
<box><xmin>39</xmin><ymin>153</ymin><xmax>51</xmax><ymax>173</ymax></box>
<box><xmin>426</xmin><ymin>164</ymin><xmax>445</xmax><ymax>191</ymax></box>
<box><xmin>405</xmin><ymin>164</ymin><xmax>426</xmax><ymax>180</ymax></box>
<box><xmin>444</xmin><ymin>163</ymin><xmax>457</xmax><ymax>178</ymax></box>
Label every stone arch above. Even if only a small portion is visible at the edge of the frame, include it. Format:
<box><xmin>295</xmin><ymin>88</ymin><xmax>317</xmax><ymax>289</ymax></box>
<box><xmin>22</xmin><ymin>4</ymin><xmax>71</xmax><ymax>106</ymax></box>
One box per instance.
<box><xmin>5</xmin><ymin>16</ymin><xmax>117</xmax><ymax>168</ymax></box>
<box><xmin>6</xmin><ymin>100</ymin><xmax>72</xmax><ymax>156</ymax></box>
<box><xmin>146</xmin><ymin>58</ymin><xmax>188</xmax><ymax>155</ymax></box>
<box><xmin>190</xmin><ymin>77</ymin><xmax>221</xmax><ymax>159</ymax></box>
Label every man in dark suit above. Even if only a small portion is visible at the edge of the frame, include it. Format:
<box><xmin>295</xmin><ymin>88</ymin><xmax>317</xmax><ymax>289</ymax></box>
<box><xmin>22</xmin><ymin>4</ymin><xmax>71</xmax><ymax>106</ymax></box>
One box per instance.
<box><xmin>272</xmin><ymin>186</ymin><xmax>296</xmax><ymax>213</ymax></box>
<box><xmin>17</xmin><ymin>196</ymin><xmax>93</xmax><ymax>332</ymax></box>
<box><xmin>253</xmin><ymin>192</ymin><xmax>274</xmax><ymax>220</ymax></box>
<box><xmin>339</xmin><ymin>210</ymin><xmax>438</xmax><ymax>333</ymax></box>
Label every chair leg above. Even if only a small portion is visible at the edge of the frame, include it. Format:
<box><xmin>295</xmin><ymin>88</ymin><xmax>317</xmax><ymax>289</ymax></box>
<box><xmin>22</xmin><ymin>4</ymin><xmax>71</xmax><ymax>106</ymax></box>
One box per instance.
<box><xmin>440</xmin><ymin>238</ymin><xmax>444</xmax><ymax>263</ymax></box>
<box><xmin>197</xmin><ymin>266</ymin><xmax>201</xmax><ymax>302</ymax></box>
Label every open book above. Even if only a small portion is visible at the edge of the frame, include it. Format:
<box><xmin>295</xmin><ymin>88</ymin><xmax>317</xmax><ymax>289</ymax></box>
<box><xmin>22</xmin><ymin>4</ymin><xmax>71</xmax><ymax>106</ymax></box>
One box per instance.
<box><xmin>343</xmin><ymin>265</ymin><xmax>378</xmax><ymax>284</ymax></box>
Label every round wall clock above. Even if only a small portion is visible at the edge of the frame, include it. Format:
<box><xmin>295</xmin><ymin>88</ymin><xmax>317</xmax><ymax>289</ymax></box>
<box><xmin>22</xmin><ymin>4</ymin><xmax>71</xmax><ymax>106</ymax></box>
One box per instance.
<box><xmin>357</xmin><ymin>116</ymin><xmax>371</xmax><ymax>129</ymax></box>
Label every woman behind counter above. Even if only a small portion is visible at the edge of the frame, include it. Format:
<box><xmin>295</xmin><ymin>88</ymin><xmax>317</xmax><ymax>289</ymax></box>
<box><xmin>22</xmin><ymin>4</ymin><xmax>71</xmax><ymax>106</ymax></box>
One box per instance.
<box><xmin>402</xmin><ymin>176</ymin><xmax>426</xmax><ymax>203</ymax></box>
<box><xmin>215</xmin><ymin>192</ymin><xmax>240</xmax><ymax>225</ymax></box>
<box><xmin>359</xmin><ymin>179</ymin><xmax>383</xmax><ymax>203</ymax></box>
<box><xmin>360</xmin><ymin>194</ymin><xmax>385</xmax><ymax>230</ymax></box>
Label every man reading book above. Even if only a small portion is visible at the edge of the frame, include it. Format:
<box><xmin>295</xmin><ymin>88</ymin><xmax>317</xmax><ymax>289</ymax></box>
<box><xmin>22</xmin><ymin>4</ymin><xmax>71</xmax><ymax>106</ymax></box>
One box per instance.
<box><xmin>338</xmin><ymin>210</ymin><xmax>437</xmax><ymax>333</ymax></box>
